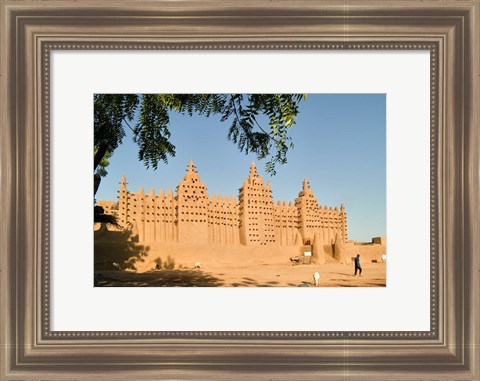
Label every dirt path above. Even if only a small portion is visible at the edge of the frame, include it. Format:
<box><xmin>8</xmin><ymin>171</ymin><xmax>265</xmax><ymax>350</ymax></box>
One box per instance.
<box><xmin>95</xmin><ymin>262</ymin><xmax>386</xmax><ymax>287</ymax></box>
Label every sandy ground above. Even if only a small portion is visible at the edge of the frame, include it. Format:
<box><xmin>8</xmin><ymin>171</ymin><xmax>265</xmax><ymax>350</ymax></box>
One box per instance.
<box><xmin>94</xmin><ymin>262</ymin><xmax>386</xmax><ymax>287</ymax></box>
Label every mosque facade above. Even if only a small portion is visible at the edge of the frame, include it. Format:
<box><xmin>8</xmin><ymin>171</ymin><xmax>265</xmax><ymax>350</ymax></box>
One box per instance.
<box><xmin>98</xmin><ymin>161</ymin><xmax>348</xmax><ymax>246</ymax></box>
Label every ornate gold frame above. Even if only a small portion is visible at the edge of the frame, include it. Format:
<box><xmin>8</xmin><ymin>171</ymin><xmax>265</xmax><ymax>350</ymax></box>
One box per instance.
<box><xmin>1</xmin><ymin>1</ymin><xmax>478</xmax><ymax>379</ymax></box>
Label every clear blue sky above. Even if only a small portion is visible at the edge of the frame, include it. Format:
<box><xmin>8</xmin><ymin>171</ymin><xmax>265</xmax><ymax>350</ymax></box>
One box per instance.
<box><xmin>96</xmin><ymin>94</ymin><xmax>386</xmax><ymax>242</ymax></box>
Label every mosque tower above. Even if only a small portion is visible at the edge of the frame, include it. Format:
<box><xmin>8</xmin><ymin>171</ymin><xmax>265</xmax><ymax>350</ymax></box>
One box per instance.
<box><xmin>117</xmin><ymin>175</ymin><xmax>128</xmax><ymax>227</ymax></box>
<box><xmin>238</xmin><ymin>162</ymin><xmax>276</xmax><ymax>246</ymax></box>
<box><xmin>175</xmin><ymin>160</ymin><xmax>210</xmax><ymax>244</ymax></box>
<box><xmin>295</xmin><ymin>178</ymin><xmax>319</xmax><ymax>244</ymax></box>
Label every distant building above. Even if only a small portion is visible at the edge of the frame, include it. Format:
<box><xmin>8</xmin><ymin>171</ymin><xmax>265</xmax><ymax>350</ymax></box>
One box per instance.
<box><xmin>100</xmin><ymin>160</ymin><xmax>348</xmax><ymax>245</ymax></box>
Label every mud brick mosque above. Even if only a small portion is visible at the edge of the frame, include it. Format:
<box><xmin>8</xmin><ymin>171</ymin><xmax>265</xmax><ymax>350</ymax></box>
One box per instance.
<box><xmin>96</xmin><ymin>161</ymin><xmax>387</xmax><ymax>270</ymax></box>
<box><xmin>98</xmin><ymin>161</ymin><xmax>349</xmax><ymax>248</ymax></box>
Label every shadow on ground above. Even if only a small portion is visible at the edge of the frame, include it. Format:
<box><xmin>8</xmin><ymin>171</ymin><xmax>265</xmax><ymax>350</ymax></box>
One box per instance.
<box><xmin>228</xmin><ymin>277</ymin><xmax>313</xmax><ymax>287</ymax></box>
<box><xmin>94</xmin><ymin>225</ymin><xmax>150</xmax><ymax>271</ymax></box>
<box><xmin>94</xmin><ymin>269</ymin><xmax>224</xmax><ymax>287</ymax></box>
<box><xmin>335</xmin><ymin>272</ymin><xmax>355</xmax><ymax>277</ymax></box>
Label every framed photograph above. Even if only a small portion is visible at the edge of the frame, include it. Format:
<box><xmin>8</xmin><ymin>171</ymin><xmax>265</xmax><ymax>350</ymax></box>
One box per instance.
<box><xmin>92</xmin><ymin>92</ymin><xmax>387</xmax><ymax>289</ymax></box>
<box><xmin>1</xmin><ymin>1</ymin><xmax>478</xmax><ymax>380</ymax></box>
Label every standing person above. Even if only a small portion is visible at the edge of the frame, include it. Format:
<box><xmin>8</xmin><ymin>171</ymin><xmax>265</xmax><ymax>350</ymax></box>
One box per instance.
<box><xmin>354</xmin><ymin>254</ymin><xmax>362</xmax><ymax>276</ymax></box>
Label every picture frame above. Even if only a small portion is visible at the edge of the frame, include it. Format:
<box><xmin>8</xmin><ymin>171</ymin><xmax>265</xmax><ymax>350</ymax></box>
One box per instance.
<box><xmin>1</xmin><ymin>0</ymin><xmax>478</xmax><ymax>379</ymax></box>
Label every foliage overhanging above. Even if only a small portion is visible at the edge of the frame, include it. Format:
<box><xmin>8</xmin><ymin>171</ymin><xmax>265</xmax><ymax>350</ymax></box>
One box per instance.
<box><xmin>94</xmin><ymin>94</ymin><xmax>307</xmax><ymax>175</ymax></box>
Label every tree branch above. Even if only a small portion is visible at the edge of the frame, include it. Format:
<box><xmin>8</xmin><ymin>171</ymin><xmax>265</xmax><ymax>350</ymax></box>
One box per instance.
<box><xmin>123</xmin><ymin>118</ymin><xmax>136</xmax><ymax>134</ymax></box>
<box><xmin>232</xmin><ymin>98</ymin><xmax>279</xmax><ymax>143</ymax></box>
<box><xmin>94</xmin><ymin>139</ymin><xmax>108</xmax><ymax>171</ymax></box>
